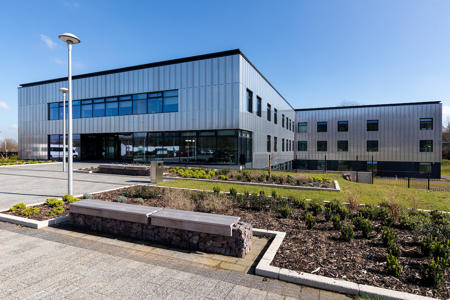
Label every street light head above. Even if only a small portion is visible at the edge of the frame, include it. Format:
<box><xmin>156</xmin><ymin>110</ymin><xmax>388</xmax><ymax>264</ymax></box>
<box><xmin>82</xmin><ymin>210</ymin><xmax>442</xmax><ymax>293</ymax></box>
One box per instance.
<box><xmin>59</xmin><ymin>87</ymin><xmax>68</xmax><ymax>93</ymax></box>
<box><xmin>58</xmin><ymin>33</ymin><xmax>81</xmax><ymax>45</ymax></box>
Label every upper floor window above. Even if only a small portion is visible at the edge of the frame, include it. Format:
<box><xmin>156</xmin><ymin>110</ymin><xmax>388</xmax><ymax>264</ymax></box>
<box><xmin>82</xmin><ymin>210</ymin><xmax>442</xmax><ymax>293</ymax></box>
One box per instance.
<box><xmin>337</xmin><ymin>140</ymin><xmax>348</xmax><ymax>152</ymax></box>
<box><xmin>317</xmin><ymin>141</ymin><xmax>327</xmax><ymax>151</ymax></box>
<box><xmin>298</xmin><ymin>122</ymin><xmax>307</xmax><ymax>133</ymax></box>
<box><xmin>420</xmin><ymin>140</ymin><xmax>433</xmax><ymax>152</ymax></box>
<box><xmin>420</xmin><ymin>118</ymin><xmax>433</xmax><ymax>130</ymax></box>
<box><xmin>298</xmin><ymin>141</ymin><xmax>307</xmax><ymax>151</ymax></box>
<box><xmin>367</xmin><ymin>120</ymin><xmax>379</xmax><ymax>131</ymax></box>
<box><xmin>419</xmin><ymin>162</ymin><xmax>432</xmax><ymax>174</ymax></box>
<box><xmin>338</xmin><ymin>121</ymin><xmax>348</xmax><ymax>132</ymax></box>
<box><xmin>317</xmin><ymin>121</ymin><xmax>327</xmax><ymax>132</ymax></box>
<box><xmin>246</xmin><ymin>89</ymin><xmax>253</xmax><ymax>113</ymax></box>
<box><xmin>274</xmin><ymin>137</ymin><xmax>278</xmax><ymax>152</ymax></box>
<box><xmin>274</xmin><ymin>108</ymin><xmax>278</xmax><ymax>124</ymax></box>
<box><xmin>282</xmin><ymin>114</ymin><xmax>285</xmax><ymax>128</ymax></box>
<box><xmin>267</xmin><ymin>135</ymin><xmax>271</xmax><ymax>152</ymax></box>
<box><xmin>367</xmin><ymin>140</ymin><xmax>378</xmax><ymax>152</ymax></box>
<box><xmin>256</xmin><ymin>96</ymin><xmax>261</xmax><ymax>117</ymax></box>
<box><xmin>282</xmin><ymin>138</ymin><xmax>285</xmax><ymax>151</ymax></box>
<box><xmin>267</xmin><ymin>103</ymin><xmax>271</xmax><ymax>121</ymax></box>
<box><xmin>288</xmin><ymin>119</ymin><xmax>291</xmax><ymax>131</ymax></box>
<box><xmin>49</xmin><ymin>103</ymin><xmax>59</xmax><ymax>120</ymax></box>
<box><xmin>93</xmin><ymin>98</ymin><xmax>105</xmax><ymax>117</ymax></box>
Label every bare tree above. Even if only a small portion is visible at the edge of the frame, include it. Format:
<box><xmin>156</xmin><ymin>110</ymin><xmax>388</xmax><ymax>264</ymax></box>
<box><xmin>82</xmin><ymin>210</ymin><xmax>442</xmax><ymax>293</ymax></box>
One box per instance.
<box><xmin>443</xmin><ymin>121</ymin><xmax>450</xmax><ymax>159</ymax></box>
<box><xmin>0</xmin><ymin>138</ymin><xmax>18</xmax><ymax>153</ymax></box>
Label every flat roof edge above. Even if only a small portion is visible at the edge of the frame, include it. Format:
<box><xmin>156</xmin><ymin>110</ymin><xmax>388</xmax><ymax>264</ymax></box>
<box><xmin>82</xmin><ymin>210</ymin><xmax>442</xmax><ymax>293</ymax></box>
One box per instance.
<box><xmin>294</xmin><ymin>101</ymin><xmax>442</xmax><ymax>111</ymax></box>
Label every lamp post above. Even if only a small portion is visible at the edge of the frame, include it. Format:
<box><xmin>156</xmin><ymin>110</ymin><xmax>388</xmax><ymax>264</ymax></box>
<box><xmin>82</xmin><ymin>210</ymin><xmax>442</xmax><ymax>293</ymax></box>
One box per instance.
<box><xmin>58</xmin><ymin>33</ymin><xmax>80</xmax><ymax>196</ymax></box>
<box><xmin>59</xmin><ymin>87</ymin><xmax>68</xmax><ymax>172</ymax></box>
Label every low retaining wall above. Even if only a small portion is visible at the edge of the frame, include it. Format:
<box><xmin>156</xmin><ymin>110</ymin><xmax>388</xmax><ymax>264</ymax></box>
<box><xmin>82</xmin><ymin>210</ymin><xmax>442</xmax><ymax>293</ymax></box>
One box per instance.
<box><xmin>70</xmin><ymin>213</ymin><xmax>252</xmax><ymax>257</ymax></box>
<box><xmin>98</xmin><ymin>164</ymin><xmax>150</xmax><ymax>176</ymax></box>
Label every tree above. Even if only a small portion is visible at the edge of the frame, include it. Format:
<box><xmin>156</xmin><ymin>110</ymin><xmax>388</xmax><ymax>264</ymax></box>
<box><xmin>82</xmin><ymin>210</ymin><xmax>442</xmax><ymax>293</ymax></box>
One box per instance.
<box><xmin>0</xmin><ymin>138</ymin><xmax>18</xmax><ymax>153</ymax></box>
<box><xmin>443</xmin><ymin>121</ymin><xmax>450</xmax><ymax>159</ymax></box>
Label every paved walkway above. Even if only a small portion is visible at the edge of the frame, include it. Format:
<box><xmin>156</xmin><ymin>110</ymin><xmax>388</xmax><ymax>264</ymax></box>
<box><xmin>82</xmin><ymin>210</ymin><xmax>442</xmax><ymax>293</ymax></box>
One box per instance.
<box><xmin>0</xmin><ymin>221</ymin><xmax>351</xmax><ymax>299</ymax></box>
<box><xmin>0</xmin><ymin>163</ymin><xmax>151</xmax><ymax>210</ymax></box>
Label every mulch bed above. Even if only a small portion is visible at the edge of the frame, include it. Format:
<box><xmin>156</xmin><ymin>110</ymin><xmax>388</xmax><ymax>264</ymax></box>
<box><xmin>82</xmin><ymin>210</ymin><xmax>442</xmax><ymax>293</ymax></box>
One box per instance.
<box><xmin>92</xmin><ymin>186</ymin><xmax>449</xmax><ymax>299</ymax></box>
<box><xmin>2</xmin><ymin>203</ymin><xmax>69</xmax><ymax>221</ymax></box>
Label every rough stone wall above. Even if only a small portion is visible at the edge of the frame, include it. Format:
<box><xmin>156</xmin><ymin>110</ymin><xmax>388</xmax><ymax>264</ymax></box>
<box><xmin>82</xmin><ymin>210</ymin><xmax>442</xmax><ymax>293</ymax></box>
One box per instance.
<box><xmin>70</xmin><ymin>213</ymin><xmax>252</xmax><ymax>257</ymax></box>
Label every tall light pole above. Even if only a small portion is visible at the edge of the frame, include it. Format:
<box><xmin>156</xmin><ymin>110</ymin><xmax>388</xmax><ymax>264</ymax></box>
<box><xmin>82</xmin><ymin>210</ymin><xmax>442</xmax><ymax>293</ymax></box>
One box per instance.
<box><xmin>59</xmin><ymin>33</ymin><xmax>80</xmax><ymax>196</ymax></box>
<box><xmin>59</xmin><ymin>87</ymin><xmax>68</xmax><ymax>172</ymax></box>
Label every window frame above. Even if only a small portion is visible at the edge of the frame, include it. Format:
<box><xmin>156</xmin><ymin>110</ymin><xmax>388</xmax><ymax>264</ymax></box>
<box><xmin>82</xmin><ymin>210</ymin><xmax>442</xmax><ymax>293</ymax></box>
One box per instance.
<box><xmin>420</xmin><ymin>118</ymin><xmax>433</xmax><ymax>130</ymax></box>
<box><xmin>256</xmin><ymin>96</ymin><xmax>261</xmax><ymax>117</ymax></box>
<box><xmin>367</xmin><ymin>120</ymin><xmax>379</xmax><ymax>131</ymax></box>
<box><xmin>419</xmin><ymin>140</ymin><xmax>433</xmax><ymax>152</ymax></box>
<box><xmin>337</xmin><ymin>140</ymin><xmax>348</xmax><ymax>152</ymax></box>
<box><xmin>317</xmin><ymin>121</ymin><xmax>328</xmax><ymax>132</ymax></box>
<box><xmin>247</xmin><ymin>89</ymin><xmax>253</xmax><ymax>113</ymax></box>
<box><xmin>317</xmin><ymin>141</ymin><xmax>327</xmax><ymax>152</ymax></box>
<box><xmin>298</xmin><ymin>141</ymin><xmax>307</xmax><ymax>151</ymax></box>
<box><xmin>367</xmin><ymin>140</ymin><xmax>379</xmax><ymax>152</ymax></box>
<box><xmin>338</xmin><ymin>120</ymin><xmax>348</xmax><ymax>132</ymax></box>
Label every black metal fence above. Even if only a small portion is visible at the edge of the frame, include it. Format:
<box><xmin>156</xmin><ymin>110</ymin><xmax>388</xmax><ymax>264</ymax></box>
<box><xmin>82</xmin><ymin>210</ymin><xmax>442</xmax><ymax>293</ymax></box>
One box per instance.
<box><xmin>373</xmin><ymin>176</ymin><xmax>450</xmax><ymax>192</ymax></box>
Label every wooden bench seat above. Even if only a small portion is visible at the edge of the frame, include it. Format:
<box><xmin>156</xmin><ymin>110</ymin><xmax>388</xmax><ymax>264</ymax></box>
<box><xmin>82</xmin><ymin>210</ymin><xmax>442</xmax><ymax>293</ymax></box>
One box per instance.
<box><xmin>150</xmin><ymin>209</ymin><xmax>240</xmax><ymax>237</ymax></box>
<box><xmin>70</xmin><ymin>199</ymin><xmax>160</xmax><ymax>224</ymax></box>
<box><xmin>98</xmin><ymin>164</ymin><xmax>150</xmax><ymax>176</ymax></box>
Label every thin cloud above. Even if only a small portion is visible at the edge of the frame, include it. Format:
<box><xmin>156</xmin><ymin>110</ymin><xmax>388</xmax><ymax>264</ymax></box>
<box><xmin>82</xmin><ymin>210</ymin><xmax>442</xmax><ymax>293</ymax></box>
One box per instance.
<box><xmin>9</xmin><ymin>124</ymin><xmax>18</xmax><ymax>130</ymax></box>
<box><xmin>40</xmin><ymin>34</ymin><xmax>57</xmax><ymax>49</ymax></box>
<box><xmin>53</xmin><ymin>57</ymin><xmax>64</xmax><ymax>65</ymax></box>
<box><xmin>63</xmin><ymin>1</ymin><xmax>80</xmax><ymax>8</ymax></box>
<box><xmin>0</xmin><ymin>101</ymin><xmax>10</xmax><ymax>110</ymax></box>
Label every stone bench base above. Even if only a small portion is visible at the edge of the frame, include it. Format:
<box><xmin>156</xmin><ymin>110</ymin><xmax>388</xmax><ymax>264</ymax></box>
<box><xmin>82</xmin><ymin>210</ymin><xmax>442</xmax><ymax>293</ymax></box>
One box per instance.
<box><xmin>70</xmin><ymin>213</ymin><xmax>252</xmax><ymax>257</ymax></box>
<box><xmin>98</xmin><ymin>164</ymin><xmax>150</xmax><ymax>176</ymax></box>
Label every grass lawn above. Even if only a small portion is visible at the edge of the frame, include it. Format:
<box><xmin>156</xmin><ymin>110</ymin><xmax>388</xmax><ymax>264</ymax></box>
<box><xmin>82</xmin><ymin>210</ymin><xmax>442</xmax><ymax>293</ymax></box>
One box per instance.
<box><xmin>159</xmin><ymin>170</ymin><xmax>450</xmax><ymax>211</ymax></box>
<box><xmin>442</xmin><ymin>159</ymin><xmax>450</xmax><ymax>177</ymax></box>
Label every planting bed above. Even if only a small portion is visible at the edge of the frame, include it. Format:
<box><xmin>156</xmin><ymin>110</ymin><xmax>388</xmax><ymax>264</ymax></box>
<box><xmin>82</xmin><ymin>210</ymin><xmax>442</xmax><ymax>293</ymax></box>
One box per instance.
<box><xmin>92</xmin><ymin>185</ymin><xmax>449</xmax><ymax>299</ymax></box>
<box><xmin>167</xmin><ymin>167</ymin><xmax>335</xmax><ymax>189</ymax></box>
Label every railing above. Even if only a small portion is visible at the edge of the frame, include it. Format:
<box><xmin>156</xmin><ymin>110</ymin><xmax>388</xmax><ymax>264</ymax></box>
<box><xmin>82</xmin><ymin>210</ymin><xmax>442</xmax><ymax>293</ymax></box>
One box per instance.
<box><xmin>373</xmin><ymin>176</ymin><xmax>450</xmax><ymax>192</ymax></box>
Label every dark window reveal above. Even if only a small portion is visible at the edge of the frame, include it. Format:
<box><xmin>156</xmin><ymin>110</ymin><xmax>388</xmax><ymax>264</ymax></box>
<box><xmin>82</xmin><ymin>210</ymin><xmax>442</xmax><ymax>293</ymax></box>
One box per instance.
<box><xmin>420</xmin><ymin>140</ymin><xmax>433</xmax><ymax>152</ymax></box>
<box><xmin>338</xmin><ymin>121</ymin><xmax>348</xmax><ymax>132</ymax></box>
<box><xmin>367</xmin><ymin>120</ymin><xmax>379</xmax><ymax>131</ymax></box>
<box><xmin>317</xmin><ymin>122</ymin><xmax>327</xmax><ymax>132</ymax></box>
<box><xmin>317</xmin><ymin>141</ymin><xmax>327</xmax><ymax>151</ymax></box>
<box><xmin>420</xmin><ymin>118</ymin><xmax>433</xmax><ymax>130</ymax></box>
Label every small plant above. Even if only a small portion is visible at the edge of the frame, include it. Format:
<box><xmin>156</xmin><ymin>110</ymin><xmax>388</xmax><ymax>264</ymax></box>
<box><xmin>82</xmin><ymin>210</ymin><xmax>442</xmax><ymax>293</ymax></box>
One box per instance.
<box><xmin>236</xmin><ymin>174</ymin><xmax>243</xmax><ymax>181</ymax></box>
<box><xmin>358</xmin><ymin>205</ymin><xmax>377</xmax><ymax>220</ymax></box>
<box><xmin>212</xmin><ymin>186</ymin><xmax>221</xmax><ymax>195</ymax></box>
<box><xmin>115</xmin><ymin>195</ymin><xmax>127</xmax><ymax>203</ymax></box>
<box><xmin>381</xmin><ymin>226</ymin><xmax>396</xmax><ymax>246</ymax></box>
<box><xmin>257</xmin><ymin>174</ymin><xmax>265</xmax><ymax>182</ymax></box>
<box><xmin>271</xmin><ymin>190</ymin><xmax>277</xmax><ymax>199</ymax></box>
<box><xmin>305</xmin><ymin>212</ymin><xmax>316</xmax><ymax>229</ymax></box>
<box><xmin>45</xmin><ymin>198</ymin><xmax>64</xmax><ymax>208</ymax></box>
<box><xmin>21</xmin><ymin>207</ymin><xmax>39</xmax><ymax>216</ymax></box>
<box><xmin>420</xmin><ymin>258</ymin><xmax>446</xmax><ymax>287</ymax></box>
<box><xmin>421</xmin><ymin>234</ymin><xmax>436</xmax><ymax>257</ymax></box>
<box><xmin>309</xmin><ymin>199</ymin><xmax>323</xmax><ymax>216</ymax></box>
<box><xmin>83</xmin><ymin>193</ymin><xmax>93</xmax><ymax>199</ymax></box>
<box><xmin>386</xmin><ymin>252</ymin><xmax>402</xmax><ymax>278</ymax></box>
<box><xmin>360</xmin><ymin>218</ymin><xmax>373</xmax><ymax>239</ymax></box>
<box><xmin>347</xmin><ymin>192</ymin><xmax>359</xmax><ymax>211</ymax></box>
<box><xmin>46</xmin><ymin>206</ymin><xmax>65</xmax><ymax>216</ymax></box>
<box><xmin>134</xmin><ymin>198</ymin><xmax>144</xmax><ymax>204</ymax></box>
<box><xmin>296</xmin><ymin>179</ymin><xmax>301</xmax><ymax>186</ymax></box>
<box><xmin>340</xmin><ymin>224</ymin><xmax>354</xmax><ymax>242</ymax></box>
<box><xmin>10</xmin><ymin>203</ymin><xmax>26</xmax><ymax>211</ymax></box>
<box><xmin>329</xmin><ymin>199</ymin><xmax>348</xmax><ymax>220</ymax></box>
<box><xmin>218</xmin><ymin>168</ymin><xmax>229</xmax><ymax>176</ymax></box>
<box><xmin>218</xmin><ymin>175</ymin><xmax>229</xmax><ymax>180</ymax></box>
<box><xmin>278</xmin><ymin>205</ymin><xmax>291</xmax><ymax>218</ymax></box>
<box><xmin>286</xmin><ymin>175</ymin><xmax>294</xmax><ymax>184</ymax></box>
<box><xmin>62</xmin><ymin>194</ymin><xmax>81</xmax><ymax>203</ymax></box>
<box><xmin>387</xmin><ymin>238</ymin><xmax>401</xmax><ymax>257</ymax></box>
<box><xmin>324</xmin><ymin>206</ymin><xmax>332</xmax><ymax>221</ymax></box>
<box><xmin>229</xmin><ymin>188</ymin><xmax>237</xmax><ymax>198</ymax></box>
<box><xmin>294</xmin><ymin>198</ymin><xmax>308</xmax><ymax>210</ymax></box>
<box><xmin>277</xmin><ymin>176</ymin><xmax>284</xmax><ymax>184</ymax></box>
<box><xmin>332</xmin><ymin>214</ymin><xmax>342</xmax><ymax>230</ymax></box>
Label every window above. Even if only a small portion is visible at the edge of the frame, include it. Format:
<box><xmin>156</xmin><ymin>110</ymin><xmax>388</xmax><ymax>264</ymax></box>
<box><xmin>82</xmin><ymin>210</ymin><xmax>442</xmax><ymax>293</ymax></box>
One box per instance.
<box><xmin>119</xmin><ymin>96</ymin><xmax>132</xmax><ymax>115</ymax></box>
<box><xmin>367</xmin><ymin>140</ymin><xmax>378</xmax><ymax>152</ymax></box>
<box><xmin>285</xmin><ymin>139</ymin><xmax>288</xmax><ymax>151</ymax></box>
<box><xmin>132</xmin><ymin>94</ymin><xmax>147</xmax><ymax>114</ymax></box>
<box><xmin>267</xmin><ymin>135</ymin><xmax>271</xmax><ymax>152</ymax></box>
<box><xmin>81</xmin><ymin>100</ymin><xmax>93</xmax><ymax>118</ymax></box>
<box><xmin>256</xmin><ymin>96</ymin><xmax>261</xmax><ymax>117</ymax></box>
<box><xmin>49</xmin><ymin>103</ymin><xmax>59</xmax><ymax>120</ymax></box>
<box><xmin>298</xmin><ymin>122</ymin><xmax>307</xmax><ymax>133</ymax></box>
<box><xmin>247</xmin><ymin>89</ymin><xmax>253</xmax><ymax>113</ymax></box>
<box><xmin>367</xmin><ymin>120</ymin><xmax>378</xmax><ymax>131</ymax></box>
<box><xmin>282</xmin><ymin>138</ymin><xmax>285</xmax><ymax>152</ymax></box>
<box><xmin>105</xmin><ymin>97</ymin><xmax>118</xmax><ymax>116</ymax></box>
<box><xmin>337</xmin><ymin>140</ymin><xmax>348</xmax><ymax>152</ymax></box>
<box><xmin>420</xmin><ymin>118</ymin><xmax>433</xmax><ymax>130</ymax></box>
<box><xmin>148</xmin><ymin>92</ymin><xmax>163</xmax><ymax>113</ymax></box>
<box><xmin>282</xmin><ymin>114</ymin><xmax>285</xmax><ymax>128</ymax></box>
<box><xmin>73</xmin><ymin>101</ymin><xmax>81</xmax><ymax>119</ymax></box>
<box><xmin>288</xmin><ymin>119</ymin><xmax>290</xmax><ymax>130</ymax></box>
<box><xmin>338</xmin><ymin>121</ymin><xmax>348</xmax><ymax>132</ymax></box>
<box><xmin>93</xmin><ymin>99</ymin><xmax>105</xmax><ymax>117</ymax></box>
<box><xmin>317</xmin><ymin>141</ymin><xmax>327</xmax><ymax>151</ymax></box>
<box><xmin>298</xmin><ymin>141</ymin><xmax>307</xmax><ymax>151</ymax></box>
<box><xmin>274</xmin><ymin>108</ymin><xmax>278</xmax><ymax>124</ymax></box>
<box><xmin>289</xmin><ymin>140</ymin><xmax>291</xmax><ymax>151</ymax></box>
<box><xmin>420</xmin><ymin>140</ymin><xmax>433</xmax><ymax>152</ymax></box>
<box><xmin>163</xmin><ymin>90</ymin><xmax>178</xmax><ymax>112</ymax></box>
<box><xmin>317</xmin><ymin>122</ymin><xmax>327</xmax><ymax>132</ymax></box>
<box><xmin>274</xmin><ymin>137</ymin><xmax>278</xmax><ymax>152</ymax></box>
<box><xmin>267</xmin><ymin>104</ymin><xmax>271</xmax><ymax>121</ymax></box>
<box><xmin>367</xmin><ymin>161</ymin><xmax>378</xmax><ymax>172</ymax></box>
<box><xmin>419</xmin><ymin>162</ymin><xmax>432</xmax><ymax>174</ymax></box>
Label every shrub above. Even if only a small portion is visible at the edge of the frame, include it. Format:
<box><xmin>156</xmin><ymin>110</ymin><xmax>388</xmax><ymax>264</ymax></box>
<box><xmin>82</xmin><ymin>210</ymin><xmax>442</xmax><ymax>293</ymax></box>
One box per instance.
<box><xmin>432</xmin><ymin>238</ymin><xmax>449</xmax><ymax>261</ymax></box>
<box><xmin>219</xmin><ymin>175</ymin><xmax>229</xmax><ymax>180</ymax></box>
<box><xmin>360</xmin><ymin>218</ymin><xmax>373</xmax><ymax>239</ymax></box>
<box><xmin>329</xmin><ymin>200</ymin><xmax>348</xmax><ymax>220</ymax></box>
<box><xmin>347</xmin><ymin>192</ymin><xmax>359</xmax><ymax>211</ymax></box>
<box><xmin>62</xmin><ymin>195</ymin><xmax>81</xmax><ymax>203</ymax></box>
<box><xmin>387</xmin><ymin>237</ymin><xmax>401</xmax><ymax>257</ymax></box>
<box><xmin>279</xmin><ymin>206</ymin><xmax>291</xmax><ymax>218</ymax></box>
<box><xmin>277</xmin><ymin>176</ymin><xmax>284</xmax><ymax>184</ymax></box>
<box><xmin>115</xmin><ymin>195</ymin><xmax>127</xmax><ymax>203</ymax></box>
<box><xmin>294</xmin><ymin>198</ymin><xmax>308</xmax><ymax>210</ymax></box>
<box><xmin>381</xmin><ymin>226</ymin><xmax>396</xmax><ymax>246</ymax></box>
<box><xmin>236</xmin><ymin>174</ymin><xmax>243</xmax><ymax>181</ymax></box>
<box><xmin>340</xmin><ymin>224</ymin><xmax>354</xmax><ymax>242</ymax></box>
<box><xmin>257</xmin><ymin>174</ymin><xmax>265</xmax><ymax>182</ymax></box>
<box><xmin>46</xmin><ymin>206</ymin><xmax>65</xmax><ymax>216</ymax></box>
<box><xmin>271</xmin><ymin>190</ymin><xmax>277</xmax><ymax>199</ymax></box>
<box><xmin>134</xmin><ymin>198</ymin><xmax>144</xmax><ymax>204</ymax></box>
<box><xmin>242</xmin><ymin>171</ymin><xmax>252</xmax><ymax>182</ymax></box>
<box><xmin>420</xmin><ymin>258</ymin><xmax>446</xmax><ymax>287</ymax></box>
<box><xmin>123</xmin><ymin>186</ymin><xmax>160</xmax><ymax>199</ymax></box>
<box><xmin>229</xmin><ymin>188</ymin><xmax>237</xmax><ymax>198</ymax></box>
<box><xmin>332</xmin><ymin>214</ymin><xmax>342</xmax><ymax>230</ymax></box>
<box><xmin>309</xmin><ymin>199</ymin><xmax>323</xmax><ymax>216</ymax></box>
<box><xmin>286</xmin><ymin>175</ymin><xmax>294</xmax><ymax>184</ymax></box>
<box><xmin>45</xmin><ymin>198</ymin><xmax>64</xmax><ymax>208</ymax></box>
<box><xmin>21</xmin><ymin>207</ymin><xmax>39</xmax><ymax>216</ymax></box>
<box><xmin>421</xmin><ymin>234</ymin><xmax>436</xmax><ymax>257</ymax></box>
<box><xmin>218</xmin><ymin>168</ymin><xmax>229</xmax><ymax>176</ymax></box>
<box><xmin>358</xmin><ymin>205</ymin><xmax>377</xmax><ymax>220</ymax></box>
<box><xmin>213</xmin><ymin>186</ymin><xmax>221</xmax><ymax>195</ymax></box>
<box><xmin>305</xmin><ymin>212</ymin><xmax>316</xmax><ymax>229</ymax></box>
<box><xmin>10</xmin><ymin>203</ymin><xmax>26</xmax><ymax>211</ymax></box>
<box><xmin>324</xmin><ymin>206</ymin><xmax>332</xmax><ymax>221</ymax></box>
<box><xmin>378</xmin><ymin>207</ymin><xmax>394</xmax><ymax>226</ymax></box>
<box><xmin>386</xmin><ymin>252</ymin><xmax>402</xmax><ymax>278</ymax></box>
<box><xmin>83</xmin><ymin>193</ymin><xmax>93</xmax><ymax>199</ymax></box>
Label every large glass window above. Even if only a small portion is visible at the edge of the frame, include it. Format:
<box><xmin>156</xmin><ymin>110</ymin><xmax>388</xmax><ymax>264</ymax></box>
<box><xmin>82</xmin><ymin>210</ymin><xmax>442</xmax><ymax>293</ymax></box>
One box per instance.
<box><xmin>106</xmin><ymin>97</ymin><xmax>118</xmax><ymax>116</ymax></box>
<box><xmin>419</xmin><ymin>162</ymin><xmax>432</xmax><ymax>173</ymax></box>
<box><xmin>133</xmin><ymin>132</ymin><xmax>147</xmax><ymax>162</ymax></box>
<box><xmin>420</xmin><ymin>140</ymin><xmax>433</xmax><ymax>152</ymax></box>
<box><xmin>267</xmin><ymin>104</ymin><xmax>271</xmax><ymax>121</ymax></box>
<box><xmin>367</xmin><ymin>120</ymin><xmax>379</xmax><ymax>131</ymax></box>
<box><xmin>49</xmin><ymin>103</ymin><xmax>59</xmax><ymax>120</ymax></box>
<box><xmin>73</xmin><ymin>101</ymin><xmax>81</xmax><ymax>119</ymax></box>
<box><xmin>216</xmin><ymin>130</ymin><xmax>238</xmax><ymax>164</ymax></box>
<box><xmin>298</xmin><ymin>141</ymin><xmax>307</xmax><ymax>151</ymax></box>
<box><xmin>282</xmin><ymin>114</ymin><xmax>285</xmax><ymax>128</ymax></box>
<box><xmin>298</xmin><ymin>122</ymin><xmax>307</xmax><ymax>133</ymax></box>
<box><xmin>149</xmin><ymin>92</ymin><xmax>163</xmax><ymax>113</ymax></box>
<box><xmin>197</xmin><ymin>131</ymin><xmax>216</xmax><ymax>163</ymax></box>
<box><xmin>420</xmin><ymin>118</ymin><xmax>433</xmax><ymax>130</ymax></box>
<box><xmin>133</xmin><ymin>94</ymin><xmax>147</xmax><ymax>115</ymax></box>
<box><xmin>256</xmin><ymin>96</ymin><xmax>261</xmax><ymax>117</ymax></box>
<box><xmin>317</xmin><ymin>122</ymin><xmax>327</xmax><ymax>132</ymax></box>
<box><xmin>267</xmin><ymin>135</ymin><xmax>271</xmax><ymax>152</ymax></box>
<box><xmin>239</xmin><ymin>130</ymin><xmax>252</xmax><ymax>164</ymax></box>
<box><xmin>338</xmin><ymin>121</ymin><xmax>348</xmax><ymax>132</ymax></box>
<box><xmin>163</xmin><ymin>90</ymin><xmax>178</xmax><ymax>112</ymax></box>
<box><xmin>317</xmin><ymin>141</ymin><xmax>327</xmax><ymax>151</ymax></box>
<box><xmin>93</xmin><ymin>99</ymin><xmax>105</xmax><ymax>117</ymax></box>
<box><xmin>81</xmin><ymin>100</ymin><xmax>93</xmax><ymax>118</ymax></box>
<box><xmin>119</xmin><ymin>96</ymin><xmax>132</xmax><ymax>115</ymax></box>
<box><xmin>246</xmin><ymin>89</ymin><xmax>253</xmax><ymax>113</ymax></box>
<box><xmin>337</xmin><ymin>140</ymin><xmax>348</xmax><ymax>152</ymax></box>
<box><xmin>274</xmin><ymin>108</ymin><xmax>278</xmax><ymax>124</ymax></box>
<box><xmin>282</xmin><ymin>138</ymin><xmax>285</xmax><ymax>152</ymax></box>
<box><xmin>367</xmin><ymin>140</ymin><xmax>378</xmax><ymax>152</ymax></box>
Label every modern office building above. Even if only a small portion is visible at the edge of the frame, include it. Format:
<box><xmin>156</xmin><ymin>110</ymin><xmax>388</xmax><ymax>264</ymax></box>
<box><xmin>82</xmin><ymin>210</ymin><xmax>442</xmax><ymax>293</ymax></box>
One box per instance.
<box><xmin>18</xmin><ymin>49</ymin><xmax>442</xmax><ymax>177</ymax></box>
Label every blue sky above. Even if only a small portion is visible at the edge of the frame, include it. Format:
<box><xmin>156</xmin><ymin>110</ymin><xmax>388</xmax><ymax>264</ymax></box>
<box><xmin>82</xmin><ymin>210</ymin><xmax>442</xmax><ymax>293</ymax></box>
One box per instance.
<box><xmin>1</xmin><ymin>0</ymin><xmax>449</xmax><ymax>140</ymax></box>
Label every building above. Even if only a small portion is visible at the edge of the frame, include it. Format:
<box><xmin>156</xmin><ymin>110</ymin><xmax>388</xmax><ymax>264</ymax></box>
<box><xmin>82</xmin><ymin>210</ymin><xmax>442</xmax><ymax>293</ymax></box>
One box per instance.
<box><xmin>18</xmin><ymin>49</ymin><xmax>442</xmax><ymax>177</ymax></box>
<box><xmin>294</xmin><ymin>102</ymin><xmax>442</xmax><ymax>178</ymax></box>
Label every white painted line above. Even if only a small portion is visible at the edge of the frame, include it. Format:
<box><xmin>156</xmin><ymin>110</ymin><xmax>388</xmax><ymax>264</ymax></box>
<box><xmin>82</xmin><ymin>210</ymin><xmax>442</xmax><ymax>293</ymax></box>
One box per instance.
<box><xmin>0</xmin><ymin>213</ymin><xmax>69</xmax><ymax>229</ymax></box>
<box><xmin>0</xmin><ymin>162</ymin><xmax>60</xmax><ymax>168</ymax></box>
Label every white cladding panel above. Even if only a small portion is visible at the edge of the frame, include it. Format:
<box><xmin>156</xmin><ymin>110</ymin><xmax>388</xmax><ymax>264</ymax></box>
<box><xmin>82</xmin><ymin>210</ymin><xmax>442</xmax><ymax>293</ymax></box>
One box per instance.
<box><xmin>239</xmin><ymin>56</ymin><xmax>295</xmax><ymax>168</ymax></box>
<box><xmin>18</xmin><ymin>55</ymin><xmax>241</xmax><ymax>159</ymax></box>
<box><xmin>294</xmin><ymin>103</ymin><xmax>442</xmax><ymax>163</ymax></box>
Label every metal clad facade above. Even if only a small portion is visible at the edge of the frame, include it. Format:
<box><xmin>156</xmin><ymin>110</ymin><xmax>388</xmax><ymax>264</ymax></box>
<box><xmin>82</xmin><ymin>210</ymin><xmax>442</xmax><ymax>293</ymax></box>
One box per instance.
<box><xmin>295</xmin><ymin>103</ymin><xmax>442</xmax><ymax>163</ymax></box>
